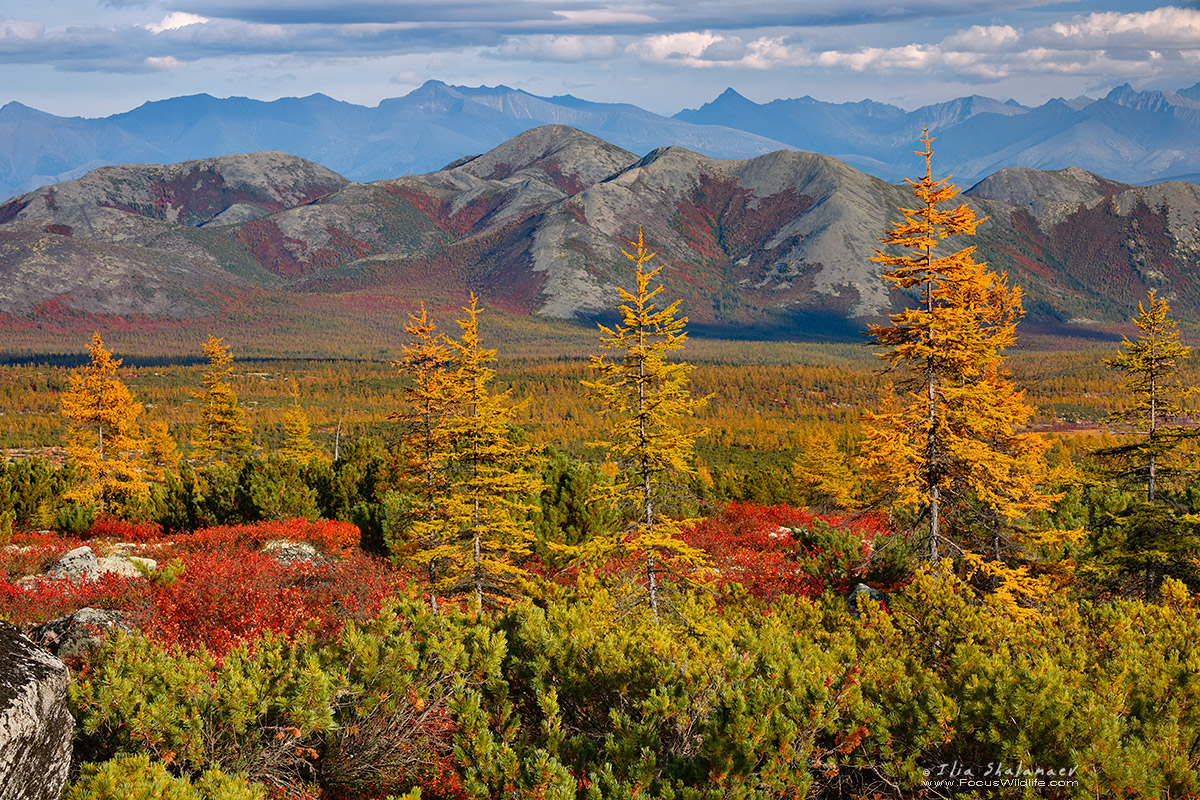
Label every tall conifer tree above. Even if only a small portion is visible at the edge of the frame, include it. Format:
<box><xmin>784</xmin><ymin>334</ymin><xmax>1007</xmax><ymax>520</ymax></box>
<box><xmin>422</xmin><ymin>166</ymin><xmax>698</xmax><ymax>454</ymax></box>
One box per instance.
<box><xmin>393</xmin><ymin>305</ymin><xmax>460</xmax><ymax>522</ymax></box>
<box><xmin>1089</xmin><ymin>290</ymin><xmax>1200</xmax><ymax>597</ymax></box>
<box><xmin>191</xmin><ymin>336</ymin><xmax>252</xmax><ymax>466</ymax></box>
<box><xmin>584</xmin><ymin>230</ymin><xmax>709</xmax><ymax>619</ymax></box>
<box><xmin>1100</xmin><ymin>290</ymin><xmax>1198</xmax><ymax>500</ymax></box>
<box><xmin>279</xmin><ymin>406</ymin><xmax>321</xmax><ymax>462</ymax></box>
<box><xmin>392</xmin><ymin>305</ymin><xmax>461</xmax><ymax>608</ymax></box>
<box><xmin>61</xmin><ymin>333</ymin><xmax>147</xmax><ymax>512</ymax></box>
<box><xmin>862</xmin><ymin>132</ymin><xmax>1047</xmax><ymax>562</ymax></box>
<box><xmin>413</xmin><ymin>295</ymin><xmax>538</xmax><ymax>614</ymax></box>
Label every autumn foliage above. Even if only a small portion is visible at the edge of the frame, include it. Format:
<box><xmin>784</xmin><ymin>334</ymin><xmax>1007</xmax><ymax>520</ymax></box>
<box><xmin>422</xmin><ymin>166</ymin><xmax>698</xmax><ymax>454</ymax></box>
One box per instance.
<box><xmin>5</xmin><ymin>136</ymin><xmax>1200</xmax><ymax>800</ymax></box>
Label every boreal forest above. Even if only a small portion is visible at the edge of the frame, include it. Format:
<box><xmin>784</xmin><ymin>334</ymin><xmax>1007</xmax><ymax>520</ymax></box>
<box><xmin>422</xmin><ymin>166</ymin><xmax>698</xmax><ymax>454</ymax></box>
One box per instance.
<box><xmin>3</xmin><ymin>139</ymin><xmax>1200</xmax><ymax>800</ymax></box>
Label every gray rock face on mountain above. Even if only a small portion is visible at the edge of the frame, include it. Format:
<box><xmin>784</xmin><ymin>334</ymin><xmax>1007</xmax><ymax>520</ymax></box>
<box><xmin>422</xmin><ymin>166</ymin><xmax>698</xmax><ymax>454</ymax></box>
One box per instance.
<box><xmin>531</xmin><ymin>144</ymin><xmax>909</xmax><ymax>318</ymax></box>
<box><xmin>0</xmin><ymin>622</ymin><xmax>73</xmax><ymax>800</ymax></box>
<box><xmin>0</xmin><ymin>151</ymin><xmax>347</xmax><ymax>317</ymax></box>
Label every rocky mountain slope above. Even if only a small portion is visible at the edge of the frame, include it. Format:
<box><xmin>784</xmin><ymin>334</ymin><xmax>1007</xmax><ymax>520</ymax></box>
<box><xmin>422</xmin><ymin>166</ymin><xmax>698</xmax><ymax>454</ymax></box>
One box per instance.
<box><xmin>2</xmin><ymin>126</ymin><xmax>1198</xmax><ymax>338</ymax></box>
<box><xmin>0</xmin><ymin>152</ymin><xmax>346</xmax><ymax>317</ymax></box>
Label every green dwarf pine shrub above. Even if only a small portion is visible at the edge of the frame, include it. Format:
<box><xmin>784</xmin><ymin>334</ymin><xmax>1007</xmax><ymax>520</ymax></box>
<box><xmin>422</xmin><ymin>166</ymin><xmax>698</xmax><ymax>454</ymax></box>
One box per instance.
<box><xmin>64</xmin><ymin>754</ymin><xmax>263</xmax><ymax>800</ymax></box>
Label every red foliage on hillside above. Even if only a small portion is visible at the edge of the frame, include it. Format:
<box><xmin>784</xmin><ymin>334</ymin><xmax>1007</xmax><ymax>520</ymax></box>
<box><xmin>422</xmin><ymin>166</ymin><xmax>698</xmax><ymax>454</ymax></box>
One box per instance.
<box><xmin>672</xmin><ymin>173</ymin><xmax>814</xmax><ymax>266</ymax></box>
<box><xmin>237</xmin><ymin>219</ymin><xmax>308</xmax><ymax>279</ymax></box>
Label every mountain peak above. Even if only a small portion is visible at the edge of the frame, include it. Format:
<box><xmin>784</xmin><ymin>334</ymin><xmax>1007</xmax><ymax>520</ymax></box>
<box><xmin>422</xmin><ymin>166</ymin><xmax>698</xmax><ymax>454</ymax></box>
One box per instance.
<box><xmin>446</xmin><ymin>124</ymin><xmax>637</xmax><ymax>190</ymax></box>
<box><xmin>0</xmin><ymin>101</ymin><xmax>55</xmax><ymax>122</ymax></box>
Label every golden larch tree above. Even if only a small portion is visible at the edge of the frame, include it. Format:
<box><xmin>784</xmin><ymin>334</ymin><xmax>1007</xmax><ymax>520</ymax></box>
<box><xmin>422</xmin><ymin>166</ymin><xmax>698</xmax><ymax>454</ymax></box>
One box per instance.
<box><xmin>391</xmin><ymin>304</ymin><xmax>462</xmax><ymax>608</ymax></box>
<box><xmin>61</xmin><ymin>333</ymin><xmax>147</xmax><ymax>512</ymax></box>
<box><xmin>143</xmin><ymin>419</ymin><xmax>180</xmax><ymax>482</ymax></box>
<box><xmin>791</xmin><ymin>431</ymin><xmax>856</xmax><ymax>512</ymax></box>
<box><xmin>1088</xmin><ymin>290</ymin><xmax>1200</xmax><ymax>598</ymax></box>
<box><xmin>191</xmin><ymin>336</ymin><xmax>252</xmax><ymax>466</ymax></box>
<box><xmin>1100</xmin><ymin>289</ymin><xmax>1199</xmax><ymax>501</ymax></box>
<box><xmin>862</xmin><ymin>131</ymin><xmax>1048</xmax><ymax>562</ymax></box>
<box><xmin>279</xmin><ymin>406</ymin><xmax>321</xmax><ymax>462</ymax></box>
<box><xmin>583</xmin><ymin>230</ymin><xmax>710</xmax><ymax>619</ymax></box>
<box><xmin>412</xmin><ymin>295</ymin><xmax>539</xmax><ymax>615</ymax></box>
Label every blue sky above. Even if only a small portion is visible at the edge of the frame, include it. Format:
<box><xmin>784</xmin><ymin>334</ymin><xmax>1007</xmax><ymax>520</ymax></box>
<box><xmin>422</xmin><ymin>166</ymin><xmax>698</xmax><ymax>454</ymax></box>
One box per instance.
<box><xmin>2</xmin><ymin>0</ymin><xmax>1198</xmax><ymax>117</ymax></box>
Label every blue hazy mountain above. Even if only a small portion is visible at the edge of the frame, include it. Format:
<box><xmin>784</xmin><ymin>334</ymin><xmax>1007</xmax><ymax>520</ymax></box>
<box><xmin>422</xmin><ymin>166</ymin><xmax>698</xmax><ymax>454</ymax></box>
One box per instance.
<box><xmin>3</xmin><ymin>80</ymin><xmax>1199</xmax><ymax>201</ymax></box>
<box><xmin>675</xmin><ymin>83</ymin><xmax>1200</xmax><ymax>186</ymax></box>
<box><xmin>0</xmin><ymin>81</ymin><xmax>790</xmax><ymax>200</ymax></box>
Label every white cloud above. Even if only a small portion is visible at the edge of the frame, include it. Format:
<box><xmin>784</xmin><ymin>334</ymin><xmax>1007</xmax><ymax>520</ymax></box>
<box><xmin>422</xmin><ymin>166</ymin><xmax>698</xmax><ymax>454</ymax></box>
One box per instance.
<box><xmin>492</xmin><ymin>34</ymin><xmax>618</xmax><ymax>62</ymax></box>
<box><xmin>627</xmin><ymin>31</ymin><xmax>725</xmax><ymax>62</ymax></box>
<box><xmin>941</xmin><ymin>25</ymin><xmax>1020</xmax><ymax>52</ymax></box>
<box><xmin>144</xmin><ymin>55</ymin><xmax>184</xmax><ymax>70</ymax></box>
<box><xmin>1044</xmin><ymin>7</ymin><xmax>1200</xmax><ymax>48</ymax></box>
<box><xmin>0</xmin><ymin>17</ymin><xmax>45</xmax><ymax>40</ymax></box>
<box><xmin>551</xmin><ymin>9</ymin><xmax>658</xmax><ymax>25</ymax></box>
<box><xmin>625</xmin><ymin>6</ymin><xmax>1200</xmax><ymax>84</ymax></box>
<box><xmin>146</xmin><ymin>12</ymin><xmax>210</xmax><ymax>34</ymax></box>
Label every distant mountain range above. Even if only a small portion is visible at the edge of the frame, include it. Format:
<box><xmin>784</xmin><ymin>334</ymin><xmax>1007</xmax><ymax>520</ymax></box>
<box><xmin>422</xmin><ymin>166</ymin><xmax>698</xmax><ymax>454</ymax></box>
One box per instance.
<box><xmin>676</xmin><ymin>83</ymin><xmax>1200</xmax><ymax>187</ymax></box>
<box><xmin>3</xmin><ymin>126</ymin><xmax>1198</xmax><ymax>342</ymax></box>
<box><xmin>2</xmin><ymin>81</ymin><xmax>1199</xmax><ymax>204</ymax></box>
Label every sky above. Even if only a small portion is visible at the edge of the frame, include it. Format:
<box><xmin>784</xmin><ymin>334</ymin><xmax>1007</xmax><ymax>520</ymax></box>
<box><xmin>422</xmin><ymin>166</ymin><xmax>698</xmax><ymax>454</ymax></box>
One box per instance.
<box><xmin>2</xmin><ymin>0</ymin><xmax>1199</xmax><ymax>118</ymax></box>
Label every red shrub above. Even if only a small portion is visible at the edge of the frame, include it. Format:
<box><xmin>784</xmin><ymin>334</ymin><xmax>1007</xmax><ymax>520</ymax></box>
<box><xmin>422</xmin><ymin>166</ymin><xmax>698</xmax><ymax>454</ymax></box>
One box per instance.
<box><xmin>174</xmin><ymin>519</ymin><xmax>361</xmax><ymax>556</ymax></box>
<box><xmin>0</xmin><ymin>572</ymin><xmax>147</xmax><ymax>628</ymax></box>
<box><xmin>1</xmin><ymin>533</ymin><xmax>87</xmax><ymax>582</ymax></box>
<box><xmin>84</xmin><ymin>516</ymin><xmax>164</xmax><ymax>543</ymax></box>
<box><xmin>681</xmin><ymin>503</ymin><xmax>895</xmax><ymax>602</ymax></box>
<box><xmin>135</xmin><ymin>550</ymin><xmax>316</xmax><ymax>655</ymax></box>
<box><xmin>133</xmin><ymin>546</ymin><xmax>401</xmax><ymax>656</ymax></box>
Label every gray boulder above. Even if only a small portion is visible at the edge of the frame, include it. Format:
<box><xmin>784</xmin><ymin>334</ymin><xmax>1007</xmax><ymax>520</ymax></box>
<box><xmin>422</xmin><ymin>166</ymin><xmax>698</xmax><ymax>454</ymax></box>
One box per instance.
<box><xmin>96</xmin><ymin>554</ymin><xmax>157</xmax><ymax>578</ymax></box>
<box><xmin>261</xmin><ymin>539</ymin><xmax>324</xmax><ymax>566</ymax></box>
<box><xmin>43</xmin><ymin>546</ymin><xmax>96</xmax><ymax>580</ymax></box>
<box><xmin>847</xmin><ymin>583</ymin><xmax>887</xmax><ymax>620</ymax></box>
<box><xmin>0</xmin><ymin>622</ymin><xmax>73</xmax><ymax>800</ymax></box>
<box><xmin>29</xmin><ymin>607</ymin><xmax>136</xmax><ymax>660</ymax></box>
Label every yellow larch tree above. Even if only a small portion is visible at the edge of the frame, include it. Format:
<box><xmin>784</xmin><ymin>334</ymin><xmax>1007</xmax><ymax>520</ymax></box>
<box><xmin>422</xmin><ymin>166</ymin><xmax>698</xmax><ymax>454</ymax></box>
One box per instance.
<box><xmin>279</xmin><ymin>406</ymin><xmax>321</xmax><ymax>462</ymax></box>
<box><xmin>191</xmin><ymin>336</ymin><xmax>252</xmax><ymax>466</ymax></box>
<box><xmin>143</xmin><ymin>419</ymin><xmax>180</xmax><ymax>482</ymax></box>
<box><xmin>412</xmin><ymin>295</ymin><xmax>539</xmax><ymax>615</ymax></box>
<box><xmin>1099</xmin><ymin>289</ymin><xmax>1199</xmax><ymax>501</ymax></box>
<box><xmin>862</xmin><ymin>131</ymin><xmax>1049</xmax><ymax>564</ymax></box>
<box><xmin>391</xmin><ymin>304</ymin><xmax>462</xmax><ymax>608</ymax></box>
<box><xmin>583</xmin><ymin>230</ymin><xmax>710</xmax><ymax>620</ymax></box>
<box><xmin>791</xmin><ymin>430</ymin><xmax>856</xmax><ymax>512</ymax></box>
<box><xmin>277</xmin><ymin>379</ymin><xmax>321</xmax><ymax>463</ymax></box>
<box><xmin>60</xmin><ymin>333</ymin><xmax>147</xmax><ymax>513</ymax></box>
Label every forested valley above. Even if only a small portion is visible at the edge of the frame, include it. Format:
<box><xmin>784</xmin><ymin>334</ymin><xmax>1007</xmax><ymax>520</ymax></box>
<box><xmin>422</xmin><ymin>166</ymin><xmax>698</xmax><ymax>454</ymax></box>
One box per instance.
<box><xmin>3</xmin><ymin>144</ymin><xmax>1199</xmax><ymax>800</ymax></box>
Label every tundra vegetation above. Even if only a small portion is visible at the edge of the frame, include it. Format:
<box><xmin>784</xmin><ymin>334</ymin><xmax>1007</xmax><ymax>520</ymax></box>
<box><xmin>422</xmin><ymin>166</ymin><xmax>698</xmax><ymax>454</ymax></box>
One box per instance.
<box><xmin>2</xmin><ymin>143</ymin><xmax>1199</xmax><ymax>800</ymax></box>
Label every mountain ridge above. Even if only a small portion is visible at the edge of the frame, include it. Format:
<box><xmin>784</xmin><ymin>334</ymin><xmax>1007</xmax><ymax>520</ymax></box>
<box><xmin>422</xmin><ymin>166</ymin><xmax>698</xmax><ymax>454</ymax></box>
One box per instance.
<box><xmin>3</xmin><ymin>126</ymin><xmax>1199</xmax><ymax>344</ymax></box>
<box><xmin>4</xmin><ymin>81</ymin><xmax>1200</xmax><ymax>203</ymax></box>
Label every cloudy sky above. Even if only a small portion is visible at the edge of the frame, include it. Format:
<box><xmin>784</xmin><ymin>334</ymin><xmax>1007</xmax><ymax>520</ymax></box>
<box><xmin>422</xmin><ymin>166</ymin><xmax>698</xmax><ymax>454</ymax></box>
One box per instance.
<box><xmin>2</xmin><ymin>0</ymin><xmax>1199</xmax><ymax>118</ymax></box>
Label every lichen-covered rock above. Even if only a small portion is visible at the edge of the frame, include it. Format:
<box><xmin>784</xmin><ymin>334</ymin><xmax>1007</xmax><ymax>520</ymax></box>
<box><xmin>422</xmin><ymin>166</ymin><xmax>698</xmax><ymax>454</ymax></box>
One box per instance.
<box><xmin>29</xmin><ymin>608</ymin><xmax>136</xmax><ymax>660</ymax></box>
<box><xmin>261</xmin><ymin>539</ymin><xmax>323</xmax><ymax>566</ymax></box>
<box><xmin>44</xmin><ymin>546</ymin><xmax>97</xmax><ymax>580</ymax></box>
<box><xmin>95</xmin><ymin>554</ymin><xmax>157</xmax><ymax>578</ymax></box>
<box><xmin>0</xmin><ymin>622</ymin><xmax>73</xmax><ymax>800</ymax></box>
